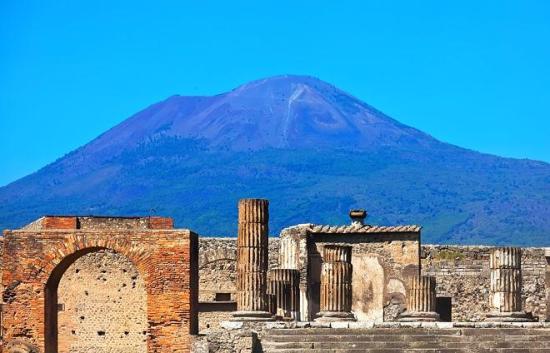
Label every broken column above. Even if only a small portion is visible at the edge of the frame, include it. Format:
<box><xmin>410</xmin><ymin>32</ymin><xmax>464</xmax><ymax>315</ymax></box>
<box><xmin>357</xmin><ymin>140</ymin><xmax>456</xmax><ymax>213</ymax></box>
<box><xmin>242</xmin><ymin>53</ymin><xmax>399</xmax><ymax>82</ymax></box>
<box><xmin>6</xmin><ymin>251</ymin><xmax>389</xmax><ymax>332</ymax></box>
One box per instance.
<box><xmin>399</xmin><ymin>276</ymin><xmax>440</xmax><ymax>322</ymax></box>
<box><xmin>486</xmin><ymin>247</ymin><xmax>532</xmax><ymax>321</ymax></box>
<box><xmin>316</xmin><ymin>245</ymin><xmax>355</xmax><ymax>322</ymax></box>
<box><xmin>268</xmin><ymin>269</ymin><xmax>300</xmax><ymax>320</ymax></box>
<box><xmin>233</xmin><ymin>198</ymin><xmax>272</xmax><ymax>320</ymax></box>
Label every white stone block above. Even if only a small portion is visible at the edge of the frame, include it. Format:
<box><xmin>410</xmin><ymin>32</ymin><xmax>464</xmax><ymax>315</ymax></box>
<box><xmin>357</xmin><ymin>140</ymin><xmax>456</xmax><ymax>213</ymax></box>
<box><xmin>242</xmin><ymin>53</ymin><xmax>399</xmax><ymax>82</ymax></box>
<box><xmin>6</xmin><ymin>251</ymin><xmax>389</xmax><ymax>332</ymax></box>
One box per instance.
<box><xmin>264</xmin><ymin>322</ymin><xmax>287</xmax><ymax>329</ymax></box>
<box><xmin>349</xmin><ymin>321</ymin><xmax>374</xmax><ymax>329</ymax></box>
<box><xmin>221</xmin><ymin>321</ymin><xmax>244</xmax><ymax>330</ymax></box>
<box><xmin>420</xmin><ymin>322</ymin><xmax>437</xmax><ymax>328</ymax></box>
<box><xmin>435</xmin><ymin>322</ymin><xmax>454</xmax><ymax>329</ymax></box>
<box><xmin>330</xmin><ymin>321</ymin><xmax>349</xmax><ymax>328</ymax></box>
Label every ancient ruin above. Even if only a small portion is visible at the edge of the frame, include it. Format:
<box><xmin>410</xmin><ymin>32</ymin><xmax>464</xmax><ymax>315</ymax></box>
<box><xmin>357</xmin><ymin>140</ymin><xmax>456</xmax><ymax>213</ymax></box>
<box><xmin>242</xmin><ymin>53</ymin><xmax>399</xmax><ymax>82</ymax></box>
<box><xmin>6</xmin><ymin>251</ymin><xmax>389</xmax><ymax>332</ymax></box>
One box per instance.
<box><xmin>1</xmin><ymin>200</ymin><xmax>550</xmax><ymax>353</ymax></box>
<box><xmin>1</xmin><ymin>216</ymin><xmax>198</xmax><ymax>353</ymax></box>
<box><xmin>316</xmin><ymin>245</ymin><xmax>354</xmax><ymax>322</ymax></box>
<box><xmin>398</xmin><ymin>276</ymin><xmax>439</xmax><ymax>322</ymax></box>
<box><xmin>486</xmin><ymin>247</ymin><xmax>532</xmax><ymax>321</ymax></box>
<box><xmin>233</xmin><ymin>199</ymin><xmax>271</xmax><ymax>321</ymax></box>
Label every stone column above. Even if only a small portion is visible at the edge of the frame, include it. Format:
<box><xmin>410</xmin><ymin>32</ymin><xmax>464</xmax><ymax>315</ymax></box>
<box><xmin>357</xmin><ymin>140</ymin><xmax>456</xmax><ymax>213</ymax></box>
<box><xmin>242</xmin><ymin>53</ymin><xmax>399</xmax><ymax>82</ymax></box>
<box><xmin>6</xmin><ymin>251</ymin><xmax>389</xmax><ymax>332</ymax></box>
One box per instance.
<box><xmin>268</xmin><ymin>269</ymin><xmax>300</xmax><ymax>320</ymax></box>
<box><xmin>233</xmin><ymin>199</ymin><xmax>272</xmax><ymax>320</ymax></box>
<box><xmin>486</xmin><ymin>247</ymin><xmax>532</xmax><ymax>321</ymax></box>
<box><xmin>399</xmin><ymin>276</ymin><xmax>439</xmax><ymax>321</ymax></box>
<box><xmin>316</xmin><ymin>245</ymin><xmax>355</xmax><ymax>322</ymax></box>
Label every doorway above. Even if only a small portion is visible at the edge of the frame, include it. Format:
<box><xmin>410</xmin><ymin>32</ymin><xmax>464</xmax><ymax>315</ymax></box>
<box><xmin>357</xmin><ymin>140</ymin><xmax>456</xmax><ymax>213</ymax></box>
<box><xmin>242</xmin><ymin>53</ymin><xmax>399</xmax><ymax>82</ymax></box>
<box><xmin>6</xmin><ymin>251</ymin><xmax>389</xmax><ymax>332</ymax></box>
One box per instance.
<box><xmin>45</xmin><ymin>249</ymin><xmax>147</xmax><ymax>353</ymax></box>
<box><xmin>436</xmin><ymin>296</ymin><xmax>452</xmax><ymax>322</ymax></box>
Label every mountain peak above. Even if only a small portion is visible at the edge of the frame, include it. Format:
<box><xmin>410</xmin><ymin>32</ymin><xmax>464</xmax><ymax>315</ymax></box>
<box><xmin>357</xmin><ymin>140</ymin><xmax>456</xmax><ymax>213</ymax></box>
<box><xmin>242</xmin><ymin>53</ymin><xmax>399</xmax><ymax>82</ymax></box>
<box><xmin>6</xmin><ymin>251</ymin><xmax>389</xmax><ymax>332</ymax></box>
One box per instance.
<box><xmin>1</xmin><ymin>76</ymin><xmax>549</xmax><ymax>245</ymax></box>
<box><xmin>228</xmin><ymin>75</ymin><xmax>351</xmax><ymax>104</ymax></box>
<box><xmin>84</xmin><ymin>75</ymin><xmax>439</xmax><ymax>155</ymax></box>
<box><xmin>232</xmin><ymin>74</ymin><xmax>333</xmax><ymax>91</ymax></box>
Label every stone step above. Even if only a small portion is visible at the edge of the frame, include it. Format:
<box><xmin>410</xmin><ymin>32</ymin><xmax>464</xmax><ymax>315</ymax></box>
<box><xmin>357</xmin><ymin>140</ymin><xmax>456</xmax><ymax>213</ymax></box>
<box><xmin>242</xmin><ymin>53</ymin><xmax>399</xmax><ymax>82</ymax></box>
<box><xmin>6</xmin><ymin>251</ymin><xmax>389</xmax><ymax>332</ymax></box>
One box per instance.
<box><xmin>265</xmin><ymin>334</ymin><xmax>550</xmax><ymax>343</ymax></box>
<box><xmin>265</xmin><ymin>334</ymin><xmax>467</xmax><ymax>343</ymax></box>
<box><xmin>461</xmin><ymin>328</ymin><xmax>550</xmax><ymax>336</ymax></box>
<box><xmin>267</xmin><ymin>328</ymin><xmax>463</xmax><ymax>336</ymax></box>
<box><xmin>263</xmin><ymin>340</ymin><xmax>550</xmax><ymax>350</ymax></box>
<box><xmin>267</xmin><ymin>328</ymin><xmax>549</xmax><ymax>336</ymax></box>
<box><xmin>261</xmin><ymin>328</ymin><xmax>550</xmax><ymax>353</ymax></box>
<box><xmin>264</xmin><ymin>350</ymin><xmax>465</xmax><ymax>353</ymax></box>
<box><xmin>264</xmin><ymin>348</ymin><xmax>550</xmax><ymax>353</ymax></box>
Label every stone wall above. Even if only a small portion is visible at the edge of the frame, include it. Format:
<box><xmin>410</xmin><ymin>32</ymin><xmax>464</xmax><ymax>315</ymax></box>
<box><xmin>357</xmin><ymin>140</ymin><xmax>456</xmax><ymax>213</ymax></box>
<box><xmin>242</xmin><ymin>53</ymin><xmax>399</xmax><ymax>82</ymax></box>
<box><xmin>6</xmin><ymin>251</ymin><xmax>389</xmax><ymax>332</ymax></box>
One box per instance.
<box><xmin>57</xmin><ymin>250</ymin><xmax>147</xmax><ymax>353</ymax></box>
<box><xmin>197</xmin><ymin>238</ymin><xmax>549</xmax><ymax>324</ymax></box>
<box><xmin>422</xmin><ymin>245</ymin><xmax>548</xmax><ymax>321</ymax></box>
<box><xmin>199</xmin><ymin>238</ymin><xmax>280</xmax><ymax>302</ymax></box>
<box><xmin>198</xmin><ymin>238</ymin><xmax>279</xmax><ymax>332</ymax></box>
<box><xmin>308</xmin><ymin>232</ymin><xmax>420</xmax><ymax>322</ymax></box>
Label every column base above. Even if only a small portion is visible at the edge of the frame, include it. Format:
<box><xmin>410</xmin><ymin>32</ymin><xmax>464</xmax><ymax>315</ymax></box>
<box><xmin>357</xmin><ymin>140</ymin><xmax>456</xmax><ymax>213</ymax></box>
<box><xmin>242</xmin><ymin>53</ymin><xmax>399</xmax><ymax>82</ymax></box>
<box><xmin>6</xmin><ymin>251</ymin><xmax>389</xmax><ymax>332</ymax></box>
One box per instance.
<box><xmin>485</xmin><ymin>311</ymin><xmax>534</xmax><ymax>322</ymax></box>
<box><xmin>231</xmin><ymin>310</ymin><xmax>274</xmax><ymax>321</ymax></box>
<box><xmin>315</xmin><ymin>311</ymin><xmax>356</xmax><ymax>322</ymax></box>
<box><xmin>398</xmin><ymin>311</ymin><xmax>440</xmax><ymax>322</ymax></box>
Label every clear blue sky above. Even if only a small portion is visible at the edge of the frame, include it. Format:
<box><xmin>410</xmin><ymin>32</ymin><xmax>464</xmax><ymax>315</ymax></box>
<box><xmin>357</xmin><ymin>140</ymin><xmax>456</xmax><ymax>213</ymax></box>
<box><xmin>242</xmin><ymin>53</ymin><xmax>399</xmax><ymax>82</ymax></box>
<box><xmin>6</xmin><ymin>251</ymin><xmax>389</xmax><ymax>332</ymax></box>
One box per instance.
<box><xmin>1</xmin><ymin>1</ymin><xmax>549</xmax><ymax>187</ymax></box>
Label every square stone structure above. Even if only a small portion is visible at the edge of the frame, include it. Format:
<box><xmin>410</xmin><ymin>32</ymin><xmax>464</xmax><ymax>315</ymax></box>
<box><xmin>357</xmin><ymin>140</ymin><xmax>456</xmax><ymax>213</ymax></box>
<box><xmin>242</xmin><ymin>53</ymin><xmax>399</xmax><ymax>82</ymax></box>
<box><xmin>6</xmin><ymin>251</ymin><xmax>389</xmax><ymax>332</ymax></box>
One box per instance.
<box><xmin>279</xmin><ymin>223</ymin><xmax>421</xmax><ymax>321</ymax></box>
<box><xmin>1</xmin><ymin>216</ymin><xmax>198</xmax><ymax>353</ymax></box>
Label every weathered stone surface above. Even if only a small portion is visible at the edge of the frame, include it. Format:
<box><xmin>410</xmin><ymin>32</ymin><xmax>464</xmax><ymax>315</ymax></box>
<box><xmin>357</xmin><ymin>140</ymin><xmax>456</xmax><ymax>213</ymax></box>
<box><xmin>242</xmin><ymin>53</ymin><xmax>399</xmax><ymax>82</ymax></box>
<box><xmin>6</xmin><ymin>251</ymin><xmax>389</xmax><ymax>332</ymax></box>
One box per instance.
<box><xmin>234</xmin><ymin>199</ymin><xmax>271</xmax><ymax>319</ymax></box>
<box><xmin>489</xmin><ymin>247</ymin><xmax>522</xmax><ymax>312</ymax></box>
<box><xmin>260</xmin><ymin>326</ymin><xmax>550</xmax><ymax>352</ymax></box>
<box><xmin>198</xmin><ymin>239</ymin><xmax>550</xmax><ymax>326</ymax></box>
<box><xmin>317</xmin><ymin>245</ymin><xmax>355</xmax><ymax>322</ymax></box>
<box><xmin>278</xmin><ymin>224</ymin><xmax>421</xmax><ymax>322</ymax></box>
<box><xmin>198</xmin><ymin>238</ymin><xmax>280</xmax><ymax>331</ymax></box>
<box><xmin>57</xmin><ymin>250</ymin><xmax>147</xmax><ymax>353</ymax></box>
<box><xmin>1</xmin><ymin>216</ymin><xmax>198</xmax><ymax>353</ymax></box>
<box><xmin>484</xmin><ymin>247</ymin><xmax>533</xmax><ymax>322</ymax></box>
<box><xmin>422</xmin><ymin>245</ymin><xmax>548</xmax><ymax>322</ymax></box>
<box><xmin>267</xmin><ymin>269</ymin><xmax>299</xmax><ymax>320</ymax></box>
<box><xmin>399</xmin><ymin>275</ymin><xmax>440</xmax><ymax>322</ymax></box>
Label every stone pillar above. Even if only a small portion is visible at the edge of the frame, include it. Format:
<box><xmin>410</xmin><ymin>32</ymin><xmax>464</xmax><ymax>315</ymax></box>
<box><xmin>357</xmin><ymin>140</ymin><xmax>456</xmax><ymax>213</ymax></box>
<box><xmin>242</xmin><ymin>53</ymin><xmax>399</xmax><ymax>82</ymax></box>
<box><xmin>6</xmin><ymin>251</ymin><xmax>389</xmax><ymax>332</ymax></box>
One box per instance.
<box><xmin>233</xmin><ymin>199</ymin><xmax>272</xmax><ymax>320</ymax></box>
<box><xmin>486</xmin><ymin>247</ymin><xmax>532</xmax><ymax>321</ymax></box>
<box><xmin>268</xmin><ymin>269</ymin><xmax>300</xmax><ymax>320</ymax></box>
<box><xmin>316</xmin><ymin>245</ymin><xmax>355</xmax><ymax>322</ymax></box>
<box><xmin>399</xmin><ymin>276</ymin><xmax>439</xmax><ymax>322</ymax></box>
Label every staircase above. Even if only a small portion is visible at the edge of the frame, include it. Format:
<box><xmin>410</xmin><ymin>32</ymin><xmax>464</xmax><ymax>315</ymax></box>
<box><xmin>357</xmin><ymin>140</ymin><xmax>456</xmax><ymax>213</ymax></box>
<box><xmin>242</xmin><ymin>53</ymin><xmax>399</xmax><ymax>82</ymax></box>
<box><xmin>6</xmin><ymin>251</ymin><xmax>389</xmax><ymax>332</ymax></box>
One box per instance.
<box><xmin>261</xmin><ymin>327</ymin><xmax>550</xmax><ymax>353</ymax></box>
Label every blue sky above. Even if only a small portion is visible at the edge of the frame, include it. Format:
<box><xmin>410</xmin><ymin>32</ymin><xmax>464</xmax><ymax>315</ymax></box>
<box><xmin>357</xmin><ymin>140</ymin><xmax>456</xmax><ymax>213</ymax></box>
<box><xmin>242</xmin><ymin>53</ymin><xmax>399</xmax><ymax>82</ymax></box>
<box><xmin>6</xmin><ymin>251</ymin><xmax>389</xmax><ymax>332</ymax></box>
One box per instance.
<box><xmin>1</xmin><ymin>0</ymin><xmax>549</xmax><ymax>186</ymax></box>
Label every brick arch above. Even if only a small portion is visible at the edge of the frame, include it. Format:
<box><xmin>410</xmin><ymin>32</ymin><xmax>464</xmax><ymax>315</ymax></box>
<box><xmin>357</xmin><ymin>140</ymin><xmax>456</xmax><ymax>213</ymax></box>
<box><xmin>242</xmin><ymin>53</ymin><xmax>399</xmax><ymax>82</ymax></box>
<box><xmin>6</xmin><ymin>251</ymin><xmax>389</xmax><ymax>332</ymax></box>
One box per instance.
<box><xmin>41</xmin><ymin>235</ymin><xmax>152</xmax><ymax>285</ymax></box>
<box><xmin>2</xmin><ymin>226</ymin><xmax>198</xmax><ymax>353</ymax></box>
<box><xmin>44</xmin><ymin>246</ymin><xmax>148</xmax><ymax>353</ymax></box>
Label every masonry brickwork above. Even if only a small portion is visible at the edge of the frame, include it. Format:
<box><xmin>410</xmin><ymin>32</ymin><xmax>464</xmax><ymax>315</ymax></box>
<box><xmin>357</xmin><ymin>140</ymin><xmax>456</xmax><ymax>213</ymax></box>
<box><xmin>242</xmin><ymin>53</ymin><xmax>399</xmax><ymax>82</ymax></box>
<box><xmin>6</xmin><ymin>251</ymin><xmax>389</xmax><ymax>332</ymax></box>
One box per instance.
<box><xmin>57</xmin><ymin>250</ymin><xmax>147</xmax><ymax>353</ymax></box>
<box><xmin>1</xmin><ymin>216</ymin><xmax>198</xmax><ymax>353</ymax></box>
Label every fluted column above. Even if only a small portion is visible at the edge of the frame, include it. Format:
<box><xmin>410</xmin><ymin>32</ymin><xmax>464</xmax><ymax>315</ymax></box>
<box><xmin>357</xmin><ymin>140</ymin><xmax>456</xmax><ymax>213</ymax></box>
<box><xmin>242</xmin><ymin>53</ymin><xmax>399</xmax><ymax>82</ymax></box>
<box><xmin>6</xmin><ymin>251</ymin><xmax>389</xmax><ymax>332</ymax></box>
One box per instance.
<box><xmin>399</xmin><ymin>276</ymin><xmax>439</xmax><ymax>322</ymax></box>
<box><xmin>316</xmin><ymin>245</ymin><xmax>355</xmax><ymax>322</ymax></box>
<box><xmin>486</xmin><ymin>247</ymin><xmax>532</xmax><ymax>321</ymax></box>
<box><xmin>268</xmin><ymin>269</ymin><xmax>300</xmax><ymax>320</ymax></box>
<box><xmin>233</xmin><ymin>199</ymin><xmax>272</xmax><ymax>320</ymax></box>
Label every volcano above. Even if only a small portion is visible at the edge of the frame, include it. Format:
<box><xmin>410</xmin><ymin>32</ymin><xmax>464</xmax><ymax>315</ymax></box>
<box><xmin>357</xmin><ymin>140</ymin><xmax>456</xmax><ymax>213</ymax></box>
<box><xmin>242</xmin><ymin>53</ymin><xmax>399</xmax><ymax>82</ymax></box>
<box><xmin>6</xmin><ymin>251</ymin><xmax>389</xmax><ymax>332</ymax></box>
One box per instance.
<box><xmin>1</xmin><ymin>75</ymin><xmax>548</xmax><ymax>245</ymax></box>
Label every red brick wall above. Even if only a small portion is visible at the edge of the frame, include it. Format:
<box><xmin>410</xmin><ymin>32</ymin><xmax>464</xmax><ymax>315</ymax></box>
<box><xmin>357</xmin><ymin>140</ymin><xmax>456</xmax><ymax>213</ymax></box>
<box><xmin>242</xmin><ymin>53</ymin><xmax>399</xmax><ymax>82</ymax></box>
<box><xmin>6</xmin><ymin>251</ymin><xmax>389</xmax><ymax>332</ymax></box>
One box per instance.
<box><xmin>1</xmin><ymin>227</ymin><xmax>198</xmax><ymax>353</ymax></box>
<box><xmin>148</xmin><ymin>217</ymin><xmax>174</xmax><ymax>229</ymax></box>
<box><xmin>42</xmin><ymin>217</ymin><xmax>77</xmax><ymax>229</ymax></box>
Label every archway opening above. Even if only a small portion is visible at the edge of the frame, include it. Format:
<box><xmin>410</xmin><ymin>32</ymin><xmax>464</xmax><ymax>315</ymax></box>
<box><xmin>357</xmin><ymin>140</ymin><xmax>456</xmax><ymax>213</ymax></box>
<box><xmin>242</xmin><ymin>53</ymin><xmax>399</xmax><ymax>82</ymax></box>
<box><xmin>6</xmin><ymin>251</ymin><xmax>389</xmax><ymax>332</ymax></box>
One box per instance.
<box><xmin>45</xmin><ymin>248</ymin><xmax>147</xmax><ymax>353</ymax></box>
